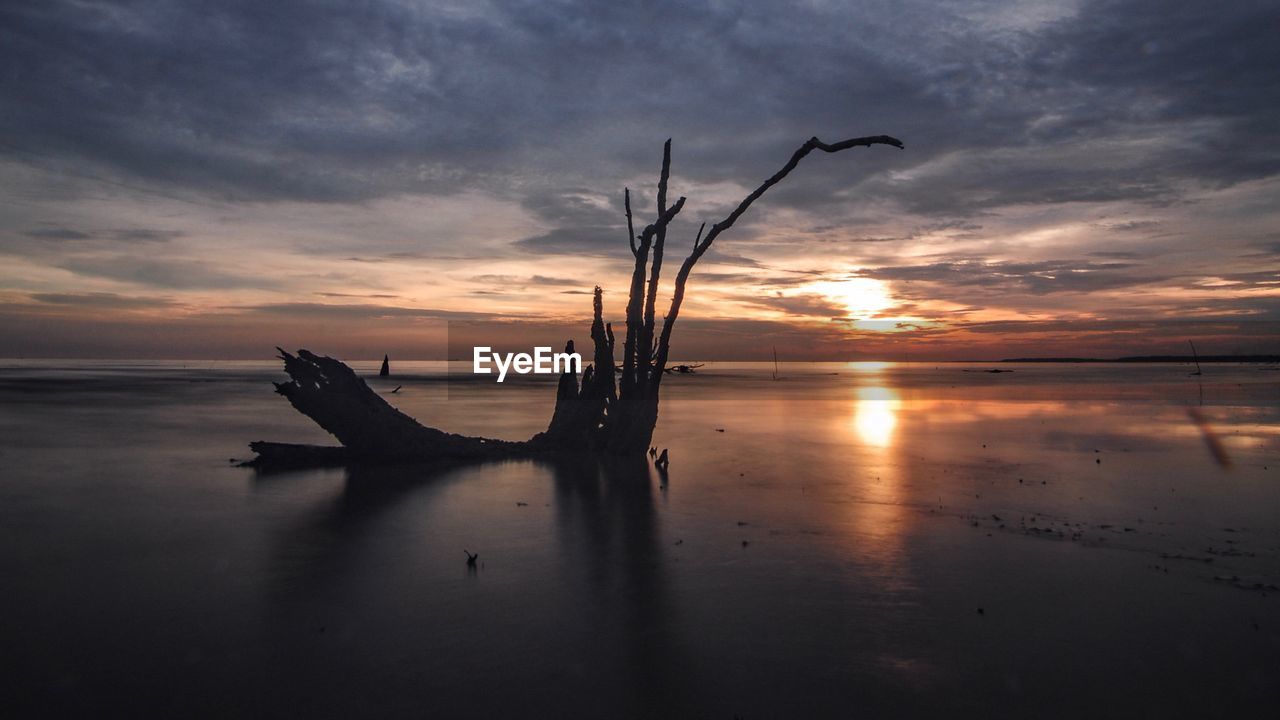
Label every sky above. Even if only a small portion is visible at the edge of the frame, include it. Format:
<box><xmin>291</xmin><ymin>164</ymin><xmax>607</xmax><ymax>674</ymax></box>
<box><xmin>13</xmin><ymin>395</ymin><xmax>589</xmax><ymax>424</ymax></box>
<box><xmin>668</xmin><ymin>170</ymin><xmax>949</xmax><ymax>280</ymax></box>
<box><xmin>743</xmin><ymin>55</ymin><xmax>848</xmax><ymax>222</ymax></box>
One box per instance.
<box><xmin>1</xmin><ymin>0</ymin><xmax>1278</xmax><ymax>360</ymax></box>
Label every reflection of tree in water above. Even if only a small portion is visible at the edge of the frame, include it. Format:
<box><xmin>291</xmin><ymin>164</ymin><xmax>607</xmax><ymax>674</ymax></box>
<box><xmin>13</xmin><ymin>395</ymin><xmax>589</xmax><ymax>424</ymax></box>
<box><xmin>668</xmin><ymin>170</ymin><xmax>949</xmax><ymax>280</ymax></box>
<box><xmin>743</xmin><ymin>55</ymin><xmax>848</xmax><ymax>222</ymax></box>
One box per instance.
<box><xmin>546</xmin><ymin>456</ymin><xmax>701</xmax><ymax>716</ymax></box>
<box><xmin>254</xmin><ymin>458</ymin><xmax>703</xmax><ymax>718</ymax></box>
<box><xmin>254</xmin><ymin>461</ymin><xmax>468</xmax><ymax>599</ymax></box>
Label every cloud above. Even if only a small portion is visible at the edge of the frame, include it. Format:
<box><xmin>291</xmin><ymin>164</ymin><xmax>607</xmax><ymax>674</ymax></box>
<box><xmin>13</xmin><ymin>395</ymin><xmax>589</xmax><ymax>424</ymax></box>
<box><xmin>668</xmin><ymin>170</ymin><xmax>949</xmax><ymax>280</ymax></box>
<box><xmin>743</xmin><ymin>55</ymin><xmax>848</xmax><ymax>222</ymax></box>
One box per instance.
<box><xmin>512</xmin><ymin>225</ymin><xmax>626</xmax><ymax>255</ymax></box>
<box><xmin>1094</xmin><ymin>220</ymin><xmax>1161</xmax><ymax>233</ymax></box>
<box><xmin>1087</xmin><ymin>251</ymin><xmax>1143</xmax><ymax>259</ymax></box>
<box><xmin>470</xmin><ymin>274</ymin><xmax>580</xmax><ymax>287</ymax></box>
<box><xmin>22</xmin><ymin>228</ymin><xmax>91</xmax><ymax>241</ymax></box>
<box><xmin>3</xmin><ymin>0</ymin><xmax>1275</xmax><ymax>211</ymax></box>
<box><xmin>238</xmin><ymin>302</ymin><xmax>493</xmax><ymax>321</ymax></box>
<box><xmin>28</xmin><ymin>292</ymin><xmax>175</xmax><ymax>309</ymax></box>
<box><xmin>1</xmin><ymin>0</ymin><xmax>1277</xmax><ymax>356</ymax></box>
<box><xmin>56</xmin><ymin>256</ymin><xmax>265</xmax><ymax>289</ymax></box>
<box><xmin>14</xmin><ymin>227</ymin><xmax>183</xmax><ymax>247</ymax></box>
<box><xmin>108</xmin><ymin>229</ymin><xmax>184</xmax><ymax>242</ymax></box>
<box><xmin>732</xmin><ymin>292</ymin><xmax>849</xmax><ymax>319</ymax></box>
<box><xmin>862</xmin><ymin>258</ymin><xmax>1174</xmax><ymax>296</ymax></box>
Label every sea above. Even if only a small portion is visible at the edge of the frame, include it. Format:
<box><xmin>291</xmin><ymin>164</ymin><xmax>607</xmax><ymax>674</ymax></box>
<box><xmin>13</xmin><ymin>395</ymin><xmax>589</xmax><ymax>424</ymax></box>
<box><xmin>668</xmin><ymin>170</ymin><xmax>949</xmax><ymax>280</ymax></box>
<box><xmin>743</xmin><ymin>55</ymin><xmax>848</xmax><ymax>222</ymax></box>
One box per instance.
<box><xmin>2</xmin><ymin>359</ymin><xmax>1278</xmax><ymax>717</ymax></box>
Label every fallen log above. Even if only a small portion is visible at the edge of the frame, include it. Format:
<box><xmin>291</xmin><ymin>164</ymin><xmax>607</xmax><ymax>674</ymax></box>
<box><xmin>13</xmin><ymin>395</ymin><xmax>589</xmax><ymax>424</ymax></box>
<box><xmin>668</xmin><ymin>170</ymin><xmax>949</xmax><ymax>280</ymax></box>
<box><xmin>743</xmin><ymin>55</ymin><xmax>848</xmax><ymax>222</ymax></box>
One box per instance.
<box><xmin>255</xmin><ymin>348</ymin><xmax>533</xmax><ymax>466</ymax></box>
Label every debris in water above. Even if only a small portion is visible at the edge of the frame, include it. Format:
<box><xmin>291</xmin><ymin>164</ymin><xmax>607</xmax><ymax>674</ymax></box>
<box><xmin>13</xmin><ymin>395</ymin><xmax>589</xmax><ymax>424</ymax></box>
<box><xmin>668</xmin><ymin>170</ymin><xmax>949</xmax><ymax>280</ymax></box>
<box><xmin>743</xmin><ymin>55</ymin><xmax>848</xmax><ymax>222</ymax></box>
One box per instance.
<box><xmin>655</xmin><ymin>448</ymin><xmax>670</xmax><ymax>469</ymax></box>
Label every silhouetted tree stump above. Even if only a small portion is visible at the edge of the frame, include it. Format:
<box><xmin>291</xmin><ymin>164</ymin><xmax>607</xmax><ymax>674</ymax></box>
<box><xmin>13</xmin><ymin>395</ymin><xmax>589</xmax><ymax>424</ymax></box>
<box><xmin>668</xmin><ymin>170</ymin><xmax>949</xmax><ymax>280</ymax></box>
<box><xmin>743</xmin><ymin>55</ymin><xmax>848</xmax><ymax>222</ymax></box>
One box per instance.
<box><xmin>249</xmin><ymin>134</ymin><xmax>902</xmax><ymax>468</ymax></box>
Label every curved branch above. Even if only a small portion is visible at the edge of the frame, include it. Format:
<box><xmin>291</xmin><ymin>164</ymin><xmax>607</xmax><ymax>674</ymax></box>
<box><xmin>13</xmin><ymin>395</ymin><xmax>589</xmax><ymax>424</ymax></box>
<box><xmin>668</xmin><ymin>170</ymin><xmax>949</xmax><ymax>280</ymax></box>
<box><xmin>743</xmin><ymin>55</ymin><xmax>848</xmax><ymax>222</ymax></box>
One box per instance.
<box><xmin>654</xmin><ymin>134</ymin><xmax>903</xmax><ymax>374</ymax></box>
<box><xmin>697</xmin><ymin>135</ymin><xmax>902</xmax><ymax>255</ymax></box>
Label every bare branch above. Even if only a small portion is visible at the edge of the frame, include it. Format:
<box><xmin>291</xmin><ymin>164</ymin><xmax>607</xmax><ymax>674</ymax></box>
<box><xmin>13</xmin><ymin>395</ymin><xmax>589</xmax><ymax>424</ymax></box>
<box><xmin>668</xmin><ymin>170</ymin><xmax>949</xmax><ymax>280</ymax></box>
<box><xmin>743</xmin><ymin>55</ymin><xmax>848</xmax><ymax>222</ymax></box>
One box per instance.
<box><xmin>625</xmin><ymin>187</ymin><xmax>636</xmax><ymax>256</ymax></box>
<box><xmin>656</xmin><ymin>139</ymin><xmax>671</xmax><ymax>213</ymax></box>
<box><xmin>640</xmin><ymin>139</ymin><xmax>673</xmax><ymax>387</ymax></box>
<box><xmin>654</xmin><ymin>134</ymin><xmax>902</xmax><ymax>375</ymax></box>
<box><xmin>695</xmin><ymin>135</ymin><xmax>902</xmax><ymax>256</ymax></box>
<box><xmin>621</xmin><ymin>193</ymin><xmax>685</xmax><ymax>393</ymax></box>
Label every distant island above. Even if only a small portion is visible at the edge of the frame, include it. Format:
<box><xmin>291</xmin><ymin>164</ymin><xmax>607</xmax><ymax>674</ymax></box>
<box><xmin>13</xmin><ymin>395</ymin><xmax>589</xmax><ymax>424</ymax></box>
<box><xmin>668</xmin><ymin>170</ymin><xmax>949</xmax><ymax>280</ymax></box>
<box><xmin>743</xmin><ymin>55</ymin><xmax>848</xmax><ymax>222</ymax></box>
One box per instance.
<box><xmin>999</xmin><ymin>355</ymin><xmax>1280</xmax><ymax>363</ymax></box>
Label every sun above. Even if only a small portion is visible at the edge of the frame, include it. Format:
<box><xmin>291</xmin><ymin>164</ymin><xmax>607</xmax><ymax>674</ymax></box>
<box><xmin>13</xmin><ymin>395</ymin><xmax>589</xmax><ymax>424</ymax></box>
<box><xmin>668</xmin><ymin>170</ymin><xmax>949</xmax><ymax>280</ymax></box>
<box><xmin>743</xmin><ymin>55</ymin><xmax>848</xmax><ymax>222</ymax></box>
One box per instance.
<box><xmin>807</xmin><ymin>278</ymin><xmax>894</xmax><ymax>319</ymax></box>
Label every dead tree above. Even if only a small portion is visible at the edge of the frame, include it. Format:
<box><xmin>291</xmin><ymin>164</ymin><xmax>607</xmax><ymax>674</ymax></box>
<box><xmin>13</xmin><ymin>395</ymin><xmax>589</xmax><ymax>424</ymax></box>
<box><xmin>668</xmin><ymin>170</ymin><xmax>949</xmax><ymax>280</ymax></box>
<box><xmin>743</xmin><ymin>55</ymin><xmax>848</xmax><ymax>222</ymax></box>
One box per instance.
<box><xmin>249</xmin><ymin>135</ymin><xmax>902</xmax><ymax>467</ymax></box>
<box><xmin>533</xmin><ymin>135</ymin><xmax>902</xmax><ymax>455</ymax></box>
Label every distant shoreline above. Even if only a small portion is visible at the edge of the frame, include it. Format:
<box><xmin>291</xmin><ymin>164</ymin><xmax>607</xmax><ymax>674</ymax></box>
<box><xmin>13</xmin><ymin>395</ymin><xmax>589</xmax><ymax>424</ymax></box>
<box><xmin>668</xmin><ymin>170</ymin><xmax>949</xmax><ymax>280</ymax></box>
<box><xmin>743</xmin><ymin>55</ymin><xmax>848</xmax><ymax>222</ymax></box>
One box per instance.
<box><xmin>997</xmin><ymin>355</ymin><xmax>1280</xmax><ymax>363</ymax></box>
<box><xmin>1</xmin><ymin>355</ymin><xmax>1278</xmax><ymax>365</ymax></box>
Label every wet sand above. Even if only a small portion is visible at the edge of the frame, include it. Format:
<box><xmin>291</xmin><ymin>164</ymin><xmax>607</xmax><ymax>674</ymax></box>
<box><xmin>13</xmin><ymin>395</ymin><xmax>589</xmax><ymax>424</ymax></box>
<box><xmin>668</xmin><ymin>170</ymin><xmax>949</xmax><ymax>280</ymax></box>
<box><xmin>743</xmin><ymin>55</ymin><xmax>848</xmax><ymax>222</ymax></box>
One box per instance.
<box><xmin>1</xmin><ymin>360</ymin><xmax>1277</xmax><ymax>717</ymax></box>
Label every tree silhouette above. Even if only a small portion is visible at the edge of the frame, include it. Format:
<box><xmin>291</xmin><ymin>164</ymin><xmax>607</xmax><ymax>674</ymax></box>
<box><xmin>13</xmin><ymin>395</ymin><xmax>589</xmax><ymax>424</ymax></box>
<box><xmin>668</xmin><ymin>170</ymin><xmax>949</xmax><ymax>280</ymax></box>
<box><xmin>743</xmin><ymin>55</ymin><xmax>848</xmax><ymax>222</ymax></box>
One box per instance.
<box><xmin>250</xmin><ymin>134</ymin><xmax>903</xmax><ymax>467</ymax></box>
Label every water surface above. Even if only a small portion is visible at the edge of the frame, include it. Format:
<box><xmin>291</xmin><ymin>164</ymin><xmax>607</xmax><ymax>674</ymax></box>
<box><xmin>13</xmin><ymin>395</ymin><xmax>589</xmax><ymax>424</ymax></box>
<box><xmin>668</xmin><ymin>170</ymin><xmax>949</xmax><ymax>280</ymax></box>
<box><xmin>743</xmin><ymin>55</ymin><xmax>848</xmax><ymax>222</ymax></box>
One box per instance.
<box><xmin>2</xmin><ymin>360</ymin><xmax>1278</xmax><ymax>717</ymax></box>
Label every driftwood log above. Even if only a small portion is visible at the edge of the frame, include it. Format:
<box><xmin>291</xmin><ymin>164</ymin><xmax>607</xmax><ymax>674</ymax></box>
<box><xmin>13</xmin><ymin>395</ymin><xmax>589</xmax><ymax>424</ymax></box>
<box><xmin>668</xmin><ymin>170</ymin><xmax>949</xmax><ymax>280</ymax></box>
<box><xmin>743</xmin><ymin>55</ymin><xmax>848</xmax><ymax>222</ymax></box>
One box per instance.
<box><xmin>249</xmin><ymin>134</ymin><xmax>902</xmax><ymax>468</ymax></box>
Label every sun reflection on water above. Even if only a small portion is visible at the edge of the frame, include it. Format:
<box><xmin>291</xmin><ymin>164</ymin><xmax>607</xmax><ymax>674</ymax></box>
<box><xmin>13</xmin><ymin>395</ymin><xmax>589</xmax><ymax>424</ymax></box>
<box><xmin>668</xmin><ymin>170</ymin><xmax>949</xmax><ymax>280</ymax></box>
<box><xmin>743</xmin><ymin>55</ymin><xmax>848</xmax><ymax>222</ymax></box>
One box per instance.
<box><xmin>845</xmin><ymin>361</ymin><xmax>894</xmax><ymax>373</ymax></box>
<box><xmin>853</xmin><ymin>386</ymin><xmax>900</xmax><ymax>448</ymax></box>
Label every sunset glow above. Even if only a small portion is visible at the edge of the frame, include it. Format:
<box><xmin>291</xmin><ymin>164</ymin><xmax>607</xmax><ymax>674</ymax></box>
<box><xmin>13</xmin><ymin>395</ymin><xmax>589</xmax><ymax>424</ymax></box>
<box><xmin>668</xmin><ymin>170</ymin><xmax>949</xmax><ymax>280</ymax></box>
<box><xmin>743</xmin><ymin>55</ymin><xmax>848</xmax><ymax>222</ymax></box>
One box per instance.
<box><xmin>853</xmin><ymin>386</ymin><xmax>900</xmax><ymax>447</ymax></box>
<box><xmin>0</xmin><ymin>1</ymin><xmax>1275</xmax><ymax>362</ymax></box>
<box><xmin>806</xmin><ymin>278</ymin><xmax>895</xmax><ymax>320</ymax></box>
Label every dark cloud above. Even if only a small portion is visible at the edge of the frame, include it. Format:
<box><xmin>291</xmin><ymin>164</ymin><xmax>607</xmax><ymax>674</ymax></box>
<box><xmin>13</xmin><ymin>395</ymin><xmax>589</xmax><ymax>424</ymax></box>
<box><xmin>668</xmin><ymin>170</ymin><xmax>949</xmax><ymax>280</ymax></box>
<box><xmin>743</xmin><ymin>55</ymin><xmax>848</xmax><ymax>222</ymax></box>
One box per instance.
<box><xmin>699</xmin><ymin>247</ymin><xmax>764</xmax><ymax>268</ymax></box>
<box><xmin>3</xmin><ymin>0</ymin><xmax>1275</xmax><ymax>213</ymax></box>
<box><xmin>956</xmin><ymin>316</ymin><xmax>1280</xmax><ymax>338</ymax></box>
<box><xmin>16</xmin><ymin>227</ymin><xmax>182</xmax><ymax>245</ymax></box>
<box><xmin>733</xmin><ymin>293</ymin><xmax>849</xmax><ymax>319</ymax></box>
<box><xmin>512</xmin><ymin>225</ymin><xmax>624</xmax><ymax>255</ymax></box>
<box><xmin>691</xmin><ymin>272</ymin><xmax>803</xmax><ymax>288</ymax></box>
<box><xmin>1191</xmin><ymin>270</ymin><xmax>1280</xmax><ymax>289</ymax></box>
<box><xmin>862</xmin><ymin>258</ymin><xmax>1174</xmax><ymax>296</ymax></box>
<box><xmin>1035</xmin><ymin>1</ymin><xmax>1280</xmax><ymax>157</ymax></box>
<box><xmin>56</xmin><ymin>256</ymin><xmax>264</xmax><ymax>289</ymax></box>
<box><xmin>22</xmin><ymin>228</ymin><xmax>91</xmax><ymax>241</ymax></box>
<box><xmin>1095</xmin><ymin>220</ymin><xmax>1161</xmax><ymax>233</ymax></box>
<box><xmin>237</xmin><ymin>302</ymin><xmax>492</xmax><ymax>321</ymax></box>
<box><xmin>315</xmin><ymin>292</ymin><xmax>400</xmax><ymax>299</ymax></box>
<box><xmin>804</xmin><ymin>218</ymin><xmax>987</xmax><ymax>245</ymax></box>
<box><xmin>28</xmin><ymin>292</ymin><xmax>175</xmax><ymax>309</ymax></box>
<box><xmin>345</xmin><ymin>252</ymin><xmax>436</xmax><ymax>263</ymax></box>
<box><xmin>519</xmin><ymin>189</ymin><xmax>624</xmax><ymax>227</ymax></box>
<box><xmin>470</xmin><ymin>274</ymin><xmax>580</xmax><ymax>287</ymax></box>
<box><xmin>108</xmin><ymin>229</ymin><xmax>184</xmax><ymax>242</ymax></box>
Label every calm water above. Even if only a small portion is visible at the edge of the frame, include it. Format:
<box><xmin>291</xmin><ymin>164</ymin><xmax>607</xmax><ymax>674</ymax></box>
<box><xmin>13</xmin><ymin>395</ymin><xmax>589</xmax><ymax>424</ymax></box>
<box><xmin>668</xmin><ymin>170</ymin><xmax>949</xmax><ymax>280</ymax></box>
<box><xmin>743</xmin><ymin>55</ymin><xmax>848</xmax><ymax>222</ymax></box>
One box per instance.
<box><xmin>2</xmin><ymin>360</ymin><xmax>1278</xmax><ymax>717</ymax></box>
